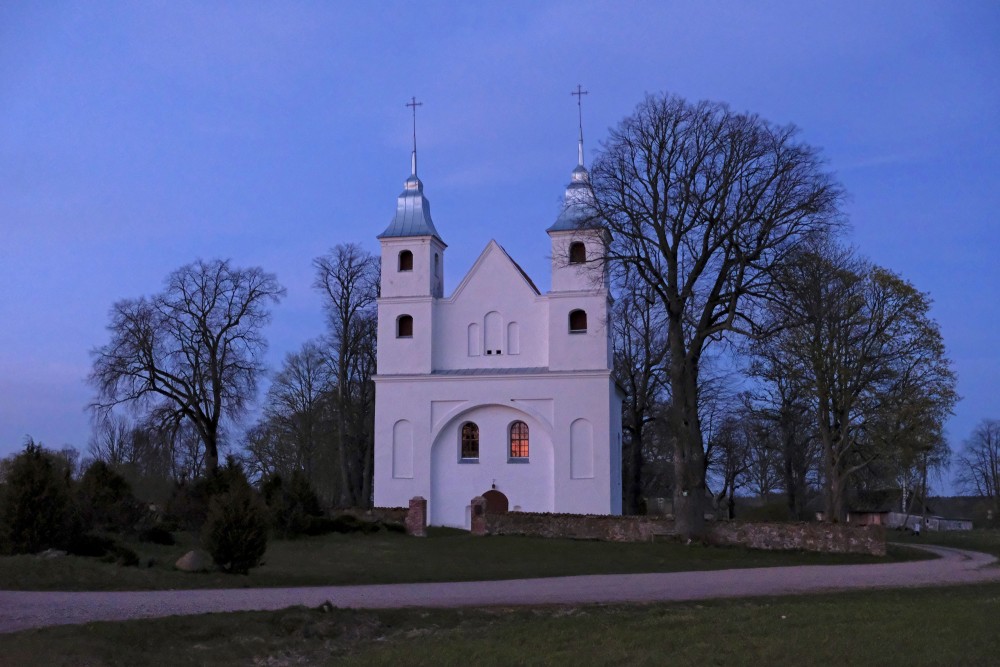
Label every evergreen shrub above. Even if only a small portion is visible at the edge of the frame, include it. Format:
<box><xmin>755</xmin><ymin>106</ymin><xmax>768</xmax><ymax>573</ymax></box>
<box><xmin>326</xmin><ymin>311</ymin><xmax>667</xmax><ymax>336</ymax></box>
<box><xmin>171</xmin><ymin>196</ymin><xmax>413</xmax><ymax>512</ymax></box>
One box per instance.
<box><xmin>202</xmin><ymin>470</ymin><xmax>269</xmax><ymax>574</ymax></box>
<box><xmin>261</xmin><ymin>471</ymin><xmax>324</xmax><ymax>538</ymax></box>
<box><xmin>0</xmin><ymin>441</ymin><xmax>77</xmax><ymax>554</ymax></box>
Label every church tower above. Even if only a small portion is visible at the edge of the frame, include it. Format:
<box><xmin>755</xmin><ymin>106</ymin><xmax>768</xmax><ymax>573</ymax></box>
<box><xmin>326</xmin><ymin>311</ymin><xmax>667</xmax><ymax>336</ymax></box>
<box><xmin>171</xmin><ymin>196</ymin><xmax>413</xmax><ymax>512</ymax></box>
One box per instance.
<box><xmin>547</xmin><ymin>86</ymin><xmax>611</xmax><ymax>371</ymax></box>
<box><xmin>376</xmin><ymin>98</ymin><xmax>445</xmax><ymax>376</ymax></box>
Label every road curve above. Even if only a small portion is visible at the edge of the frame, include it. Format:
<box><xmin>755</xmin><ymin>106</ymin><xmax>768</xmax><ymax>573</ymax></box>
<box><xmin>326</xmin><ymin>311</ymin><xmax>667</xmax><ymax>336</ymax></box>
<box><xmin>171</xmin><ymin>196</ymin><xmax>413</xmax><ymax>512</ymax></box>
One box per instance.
<box><xmin>0</xmin><ymin>544</ymin><xmax>997</xmax><ymax>634</ymax></box>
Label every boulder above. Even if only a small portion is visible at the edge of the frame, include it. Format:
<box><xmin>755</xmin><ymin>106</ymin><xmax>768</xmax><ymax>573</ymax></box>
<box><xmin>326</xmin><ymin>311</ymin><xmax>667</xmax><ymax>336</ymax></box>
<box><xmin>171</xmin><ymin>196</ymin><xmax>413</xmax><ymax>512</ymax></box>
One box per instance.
<box><xmin>174</xmin><ymin>549</ymin><xmax>213</xmax><ymax>573</ymax></box>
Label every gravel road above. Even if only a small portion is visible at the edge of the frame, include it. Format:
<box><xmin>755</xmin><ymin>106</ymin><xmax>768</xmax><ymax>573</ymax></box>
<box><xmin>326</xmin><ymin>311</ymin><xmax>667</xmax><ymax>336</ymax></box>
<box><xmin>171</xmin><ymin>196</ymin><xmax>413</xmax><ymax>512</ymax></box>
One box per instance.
<box><xmin>0</xmin><ymin>544</ymin><xmax>996</xmax><ymax>634</ymax></box>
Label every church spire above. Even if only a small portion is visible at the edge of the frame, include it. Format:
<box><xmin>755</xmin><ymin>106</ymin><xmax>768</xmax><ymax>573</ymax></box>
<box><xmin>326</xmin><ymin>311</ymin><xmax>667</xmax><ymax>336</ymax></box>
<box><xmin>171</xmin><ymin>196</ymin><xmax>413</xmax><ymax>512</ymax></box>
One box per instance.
<box><xmin>571</xmin><ymin>84</ymin><xmax>588</xmax><ymax>168</ymax></box>
<box><xmin>547</xmin><ymin>85</ymin><xmax>597</xmax><ymax>233</ymax></box>
<box><xmin>377</xmin><ymin>96</ymin><xmax>444</xmax><ymax>243</ymax></box>
<box><xmin>406</xmin><ymin>96</ymin><xmax>422</xmax><ymax>177</ymax></box>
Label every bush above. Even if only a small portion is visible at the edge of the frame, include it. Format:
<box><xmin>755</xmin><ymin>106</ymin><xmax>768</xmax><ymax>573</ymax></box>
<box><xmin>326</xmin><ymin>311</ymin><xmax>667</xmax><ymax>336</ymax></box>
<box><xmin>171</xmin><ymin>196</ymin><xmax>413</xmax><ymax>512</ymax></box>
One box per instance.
<box><xmin>138</xmin><ymin>525</ymin><xmax>175</xmax><ymax>545</ymax></box>
<box><xmin>67</xmin><ymin>532</ymin><xmax>117</xmax><ymax>558</ymax></box>
<box><xmin>77</xmin><ymin>461</ymin><xmax>144</xmax><ymax>533</ymax></box>
<box><xmin>202</xmin><ymin>472</ymin><xmax>269</xmax><ymax>574</ymax></box>
<box><xmin>261</xmin><ymin>471</ymin><xmax>324</xmax><ymax>539</ymax></box>
<box><xmin>166</xmin><ymin>458</ymin><xmax>249</xmax><ymax>531</ymax></box>
<box><xmin>100</xmin><ymin>543</ymin><xmax>139</xmax><ymax>567</ymax></box>
<box><xmin>0</xmin><ymin>441</ymin><xmax>77</xmax><ymax>554</ymax></box>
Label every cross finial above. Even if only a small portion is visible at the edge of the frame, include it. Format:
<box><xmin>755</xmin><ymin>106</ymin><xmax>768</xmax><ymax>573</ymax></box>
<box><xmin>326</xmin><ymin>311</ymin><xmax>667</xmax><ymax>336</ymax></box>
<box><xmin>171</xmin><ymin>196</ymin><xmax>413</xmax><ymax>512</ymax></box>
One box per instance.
<box><xmin>571</xmin><ymin>85</ymin><xmax>588</xmax><ymax>167</ymax></box>
<box><xmin>406</xmin><ymin>96</ymin><xmax>423</xmax><ymax>176</ymax></box>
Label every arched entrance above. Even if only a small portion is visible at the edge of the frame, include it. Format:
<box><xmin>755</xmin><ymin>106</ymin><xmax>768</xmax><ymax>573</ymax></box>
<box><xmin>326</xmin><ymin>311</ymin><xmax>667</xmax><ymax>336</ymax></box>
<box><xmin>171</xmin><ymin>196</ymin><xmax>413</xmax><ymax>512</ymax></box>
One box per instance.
<box><xmin>429</xmin><ymin>404</ymin><xmax>554</xmax><ymax>528</ymax></box>
<box><xmin>483</xmin><ymin>489</ymin><xmax>509</xmax><ymax>514</ymax></box>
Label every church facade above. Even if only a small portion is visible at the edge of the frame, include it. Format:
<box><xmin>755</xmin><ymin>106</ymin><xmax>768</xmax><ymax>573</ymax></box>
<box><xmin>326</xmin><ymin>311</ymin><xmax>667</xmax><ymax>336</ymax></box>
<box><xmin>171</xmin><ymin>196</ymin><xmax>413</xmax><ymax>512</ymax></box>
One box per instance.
<box><xmin>372</xmin><ymin>146</ymin><xmax>623</xmax><ymax>529</ymax></box>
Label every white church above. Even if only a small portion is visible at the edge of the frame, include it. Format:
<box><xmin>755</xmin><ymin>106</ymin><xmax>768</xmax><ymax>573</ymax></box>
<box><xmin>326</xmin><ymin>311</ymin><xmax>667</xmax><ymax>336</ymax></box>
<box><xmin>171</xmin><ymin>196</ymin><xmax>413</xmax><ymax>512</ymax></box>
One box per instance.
<box><xmin>372</xmin><ymin>120</ymin><xmax>623</xmax><ymax>529</ymax></box>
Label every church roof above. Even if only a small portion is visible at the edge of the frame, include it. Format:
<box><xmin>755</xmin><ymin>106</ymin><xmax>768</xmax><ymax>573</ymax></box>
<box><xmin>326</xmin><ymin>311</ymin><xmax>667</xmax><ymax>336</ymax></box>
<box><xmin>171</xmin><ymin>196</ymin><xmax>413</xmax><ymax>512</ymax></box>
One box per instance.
<box><xmin>378</xmin><ymin>166</ymin><xmax>445</xmax><ymax>244</ymax></box>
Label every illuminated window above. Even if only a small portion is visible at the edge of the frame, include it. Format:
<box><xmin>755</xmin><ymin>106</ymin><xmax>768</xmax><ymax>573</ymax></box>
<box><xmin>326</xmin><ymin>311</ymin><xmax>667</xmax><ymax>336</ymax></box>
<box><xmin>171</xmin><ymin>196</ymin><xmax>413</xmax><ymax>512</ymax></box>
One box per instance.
<box><xmin>398</xmin><ymin>250</ymin><xmax>413</xmax><ymax>271</ymax></box>
<box><xmin>569</xmin><ymin>242</ymin><xmax>586</xmax><ymax>264</ymax></box>
<box><xmin>509</xmin><ymin>421</ymin><xmax>529</xmax><ymax>459</ymax></box>
<box><xmin>397</xmin><ymin>315</ymin><xmax>413</xmax><ymax>338</ymax></box>
<box><xmin>569</xmin><ymin>309</ymin><xmax>587</xmax><ymax>333</ymax></box>
<box><xmin>461</xmin><ymin>422</ymin><xmax>480</xmax><ymax>459</ymax></box>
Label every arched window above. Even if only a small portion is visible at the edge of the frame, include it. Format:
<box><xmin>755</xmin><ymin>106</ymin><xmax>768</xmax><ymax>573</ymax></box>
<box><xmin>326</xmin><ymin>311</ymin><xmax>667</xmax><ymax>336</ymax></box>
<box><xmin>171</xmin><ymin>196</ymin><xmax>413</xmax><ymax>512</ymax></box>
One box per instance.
<box><xmin>398</xmin><ymin>250</ymin><xmax>413</xmax><ymax>271</ymax></box>
<box><xmin>569</xmin><ymin>309</ymin><xmax>587</xmax><ymax>333</ymax></box>
<box><xmin>434</xmin><ymin>253</ymin><xmax>440</xmax><ymax>277</ymax></box>
<box><xmin>509</xmin><ymin>421</ymin><xmax>529</xmax><ymax>459</ymax></box>
<box><xmin>569</xmin><ymin>241</ymin><xmax>586</xmax><ymax>264</ymax></box>
<box><xmin>461</xmin><ymin>422</ymin><xmax>480</xmax><ymax>459</ymax></box>
<box><xmin>397</xmin><ymin>314</ymin><xmax>413</xmax><ymax>338</ymax></box>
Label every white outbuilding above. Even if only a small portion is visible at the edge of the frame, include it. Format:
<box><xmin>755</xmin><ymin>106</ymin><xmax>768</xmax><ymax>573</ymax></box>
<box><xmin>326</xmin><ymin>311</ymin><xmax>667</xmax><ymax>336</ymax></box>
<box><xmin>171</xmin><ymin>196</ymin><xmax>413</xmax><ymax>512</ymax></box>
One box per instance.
<box><xmin>372</xmin><ymin>139</ymin><xmax>623</xmax><ymax>529</ymax></box>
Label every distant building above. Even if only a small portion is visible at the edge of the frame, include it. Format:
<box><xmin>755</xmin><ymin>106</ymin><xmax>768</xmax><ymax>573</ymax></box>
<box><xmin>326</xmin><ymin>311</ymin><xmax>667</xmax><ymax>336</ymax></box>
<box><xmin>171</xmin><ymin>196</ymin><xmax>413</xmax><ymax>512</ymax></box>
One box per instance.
<box><xmin>846</xmin><ymin>491</ymin><xmax>973</xmax><ymax>531</ymax></box>
<box><xmin>372</xmin><ymin>131</ymin><xmax>623</xmax><ymax>528</ymax></box>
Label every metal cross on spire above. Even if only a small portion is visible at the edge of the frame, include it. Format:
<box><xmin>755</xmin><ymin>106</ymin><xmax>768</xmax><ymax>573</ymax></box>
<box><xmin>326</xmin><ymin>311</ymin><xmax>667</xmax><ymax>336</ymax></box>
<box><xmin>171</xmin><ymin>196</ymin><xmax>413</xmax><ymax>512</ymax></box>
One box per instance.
<box><xmin>571</xmin><ymin>84</ymin><xmax>588</xmax><ymax>167</ymax></box>
<box><xmin>406</xmin><ymin>96</ymin><xmax>423</xmax><ymax>176</ymax></box>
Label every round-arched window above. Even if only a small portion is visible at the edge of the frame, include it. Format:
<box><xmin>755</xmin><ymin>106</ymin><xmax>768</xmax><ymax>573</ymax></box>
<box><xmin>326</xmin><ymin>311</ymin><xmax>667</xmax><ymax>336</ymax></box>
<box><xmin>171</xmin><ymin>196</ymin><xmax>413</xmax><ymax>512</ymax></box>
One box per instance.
<box><xmin>509</xmin><ymin>421</ymin><xmax>529</xmax><ymax>459</ymax></box>
<box><xmin>569</xmin><ymin>242</ymin><xmax>586</xmax><ymax>264</ymax></box>
<box><xmin>569</xmin><ymin>309</ymin><xmax>587</xmax><ymax>333</ymax></box>
<box><xmin>398</xmin><ymin>250</ymin><xmax>413</xmax><ymax>271</ymax></box>
<box><xmin>461</xmin><ymin>422</ymin><xmax>480</xmax><ymax>459</ymax></box>
<box><xmin>397</xmin><ymin>314</ymin><xmax>413</xmax><ymax>338</ymax></box>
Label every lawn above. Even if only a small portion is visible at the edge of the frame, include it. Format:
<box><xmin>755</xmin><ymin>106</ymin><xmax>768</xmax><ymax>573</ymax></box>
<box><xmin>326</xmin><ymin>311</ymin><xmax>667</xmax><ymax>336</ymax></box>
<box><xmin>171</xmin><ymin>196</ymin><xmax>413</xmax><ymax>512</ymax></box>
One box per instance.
<box><xmin>0</xmin><ymin>528</ymin><xmax>927</xmax><ymax>592</ymax></box>
<box><xmin>2</xmin><ymin>582</ymin><xmax>998</xmax><ymax>666</ymax></box>
<box><xmin>893</xmin><ymin>527</ymin><xmax>1000</xmax><ymax>559</ymax></box>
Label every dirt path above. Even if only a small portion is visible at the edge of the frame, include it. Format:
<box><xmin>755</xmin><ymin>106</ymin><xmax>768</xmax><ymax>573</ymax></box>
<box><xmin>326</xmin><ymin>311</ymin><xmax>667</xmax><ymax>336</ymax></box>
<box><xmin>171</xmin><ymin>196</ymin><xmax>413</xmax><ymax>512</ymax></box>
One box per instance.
<box><xmin>0</xmin><ymin>544</ymin><xmax>996</xmax><ymax>634</ymax></box>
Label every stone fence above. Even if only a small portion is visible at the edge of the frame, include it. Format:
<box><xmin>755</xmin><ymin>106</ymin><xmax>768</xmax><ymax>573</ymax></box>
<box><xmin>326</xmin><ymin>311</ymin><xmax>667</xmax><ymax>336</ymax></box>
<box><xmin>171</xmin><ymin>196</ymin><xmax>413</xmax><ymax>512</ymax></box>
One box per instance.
<box><xmin>339</xmin><ymin>506</ymin><xmax>408</xmax><ymax>525</ymax></box>
<box><xmin>464</xmin><ymin>499</ymin><xmax>885</xmax><ymax>556</ymax></box>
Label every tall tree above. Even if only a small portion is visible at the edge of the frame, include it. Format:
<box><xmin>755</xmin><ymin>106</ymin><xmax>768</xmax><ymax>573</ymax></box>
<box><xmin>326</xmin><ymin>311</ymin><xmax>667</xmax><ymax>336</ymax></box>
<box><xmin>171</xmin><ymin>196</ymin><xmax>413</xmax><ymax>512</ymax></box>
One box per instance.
<box><xmin>313</xmin><ymin>244</ymin><xmax>379</xmax><ymax>507</ymax></box>
<box><xmin>612</xmin><ymin>271</ymin><xmax>669</xmax><ymax>514</ymax></box>
<box><xmin>591</xmin><ymin>93</ymin><xmax>842</xmax><ymax>536</ymax></box>
<box><xmin>955</xmin><ymin>420</ymin><xmax>1000</xmax><ymax>516</ymax></box>
<box><xmin>243</xmin><ymin>340</ymin><xmax>339</xmax><ymax>501</ymax></box>
<box><xmin>90</xmin><ymin>259</ymin><xmax>285</xmax><ymax>474</ymax></box>
<box><xmin>763</xmin><ymin>240</ymin><xmax>957</xmax><ymax>520</ymax></box>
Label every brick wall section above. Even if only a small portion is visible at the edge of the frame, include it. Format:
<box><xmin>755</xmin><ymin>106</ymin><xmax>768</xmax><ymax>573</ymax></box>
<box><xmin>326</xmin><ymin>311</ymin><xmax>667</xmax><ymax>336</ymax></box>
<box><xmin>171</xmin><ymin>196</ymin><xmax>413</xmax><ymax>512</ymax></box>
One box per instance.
<box><xmin>470</xmin><ymin>496</ymin><xmax>487</xmax><ymax>536</ymax></box>
<box><xmin>482</xmin><ymin>511</ymin><xmax>885</xmax><ymax>556</ymax></box>
<box><xmin>405</xmin><ymin>497</ymin><xmax>427</xmax><ymax>537</ymax></box>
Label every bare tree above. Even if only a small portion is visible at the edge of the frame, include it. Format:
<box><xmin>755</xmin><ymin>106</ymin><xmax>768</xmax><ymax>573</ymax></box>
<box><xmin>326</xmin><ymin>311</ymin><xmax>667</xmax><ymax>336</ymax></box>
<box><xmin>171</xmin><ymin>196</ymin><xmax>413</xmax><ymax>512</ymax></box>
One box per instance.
<box><xmin>591</xmin><ymin>93</ymin><xmax>842</xmax><ymax>536</ymax></box>
<box><xmin>313</xmin><ymin>244</ymin><xmax>379</xmax><ymax>507</ymax></box>
<box><xmin>243</xmin><ymin>340</ymin><xmax>338</xmax><ymax>500</ymax></box>
<box><xmin>90</xmin><ymin>259</ymin><xmax>285</xmax><ymax>475</ymax></box>
<box><xmin>955</xmin><ymin>420</ymin><xmax>1000</xmax><ymax>516</ymax></box>
<box><xmin>612</xmin><ymin>271</ymin><xmax>670</xmax><ymax>514</ymax></box>
<box><xmin>707</xmin><ymin>415</ymin><xmax>751</xmax><ymax>519</ymax></box>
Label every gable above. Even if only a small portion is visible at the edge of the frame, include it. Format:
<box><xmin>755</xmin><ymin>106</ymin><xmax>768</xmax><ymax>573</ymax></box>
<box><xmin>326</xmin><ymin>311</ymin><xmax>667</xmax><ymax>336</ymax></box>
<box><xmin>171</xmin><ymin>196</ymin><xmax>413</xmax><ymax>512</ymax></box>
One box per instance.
<box><xmin>447</xmin><ymin>240</ymin><xmax>541</xmax><ymax>304</ymax></box>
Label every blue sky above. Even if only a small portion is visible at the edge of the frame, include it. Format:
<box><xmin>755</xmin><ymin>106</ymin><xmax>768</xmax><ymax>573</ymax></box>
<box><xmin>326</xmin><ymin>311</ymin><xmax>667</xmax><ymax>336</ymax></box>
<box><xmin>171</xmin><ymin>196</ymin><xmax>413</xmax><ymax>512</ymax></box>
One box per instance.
<box><xmin>1</xmin><ymin>2</ymin><xmax>997</xmax><ymax>490</ymax></box>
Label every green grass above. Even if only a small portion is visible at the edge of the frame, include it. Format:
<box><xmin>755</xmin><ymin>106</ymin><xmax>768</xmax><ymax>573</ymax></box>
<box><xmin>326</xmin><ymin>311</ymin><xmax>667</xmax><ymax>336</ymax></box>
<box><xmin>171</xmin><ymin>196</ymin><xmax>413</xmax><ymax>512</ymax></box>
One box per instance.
<box><xmin>3</xmin><ymin>583</ymin><xmax>998</xmax><ymax>666</ymax></box>
<box><xmin>893</xmin><ymin>527</ymin><xmax>1000</xmax><ymax>559</ymax></box>
<box><xmin>0</xmin><ymin>528</ymin><xmax>928</xmax><ymax>592</ymax></box>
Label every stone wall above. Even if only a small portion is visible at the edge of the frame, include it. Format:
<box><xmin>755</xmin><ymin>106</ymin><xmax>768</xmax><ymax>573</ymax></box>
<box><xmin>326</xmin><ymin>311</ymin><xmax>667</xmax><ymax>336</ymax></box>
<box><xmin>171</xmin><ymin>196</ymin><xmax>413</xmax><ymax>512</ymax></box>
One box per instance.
<box><xmin>481</xmin><ymin>510</ymin><xmax>885</xmax><ymax>556</ymax></box>
<box><xmin>707</xmin><ymin>521</ymin><xmax>886</xmax><ymax>556</ymax></box>
<box><xmin>486</xmin><ymin>511</ymin><xmax>675</xmax><ymax>542</ymax></box>
<box><xmin>339</xmin><ymin>506</ymin><xmax>408</xmax><ymax>525</ymax></box>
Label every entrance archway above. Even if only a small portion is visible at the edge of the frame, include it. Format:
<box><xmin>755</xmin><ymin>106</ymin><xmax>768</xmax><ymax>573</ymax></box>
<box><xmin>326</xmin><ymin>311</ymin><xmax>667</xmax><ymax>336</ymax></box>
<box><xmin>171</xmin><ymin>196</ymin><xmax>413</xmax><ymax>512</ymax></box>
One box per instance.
<box><xmin>483</xmin><ymin>489</ymin><xmax>509</xmax><ymax>514</ymax></box>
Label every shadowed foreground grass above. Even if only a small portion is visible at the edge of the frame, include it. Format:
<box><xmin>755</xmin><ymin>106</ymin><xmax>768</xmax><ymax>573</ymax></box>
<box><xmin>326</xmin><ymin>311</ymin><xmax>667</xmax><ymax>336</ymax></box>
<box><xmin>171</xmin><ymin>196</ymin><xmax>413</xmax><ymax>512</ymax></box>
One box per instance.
<box><xmin>0</xmin><ymin>528</ymin><xmax>927</xmax><ymax>592</ymax></box>
<box><xmin>2</xmin><ymin>583</ymin><xmax>998</xmax><ymax>666</ymax></box>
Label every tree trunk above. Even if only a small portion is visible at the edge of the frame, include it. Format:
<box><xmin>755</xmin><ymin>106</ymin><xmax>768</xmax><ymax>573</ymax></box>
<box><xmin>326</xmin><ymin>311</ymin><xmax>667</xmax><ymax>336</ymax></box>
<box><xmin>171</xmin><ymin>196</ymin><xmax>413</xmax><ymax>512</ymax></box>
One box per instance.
<box><xmin>670</xmin><ymin>356</ymin><xmax>706</xmax><ymax>538</ymax></box>
<box><xmin>624</xmin><ymin>408</ymin><xmax>646</xmax><ymax>514</ymax></box>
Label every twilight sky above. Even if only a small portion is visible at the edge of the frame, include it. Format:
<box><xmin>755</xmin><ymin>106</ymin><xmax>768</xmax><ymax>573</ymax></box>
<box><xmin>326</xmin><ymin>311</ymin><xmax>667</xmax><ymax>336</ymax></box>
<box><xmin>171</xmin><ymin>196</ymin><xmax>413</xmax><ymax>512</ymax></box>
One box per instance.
<box><xmin>1</xmin><ymin>2</ymin><xmax>997</xmax><ymax>489</ymax></box>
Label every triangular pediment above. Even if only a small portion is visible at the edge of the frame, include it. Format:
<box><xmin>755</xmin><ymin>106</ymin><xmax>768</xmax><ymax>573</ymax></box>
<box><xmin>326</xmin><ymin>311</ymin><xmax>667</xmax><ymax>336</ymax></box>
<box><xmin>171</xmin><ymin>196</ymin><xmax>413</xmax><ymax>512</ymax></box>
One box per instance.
<box><xmin>447</xmin><ymin>240</ymin><xmax>541</xmax><ymax>303</ymax></box>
